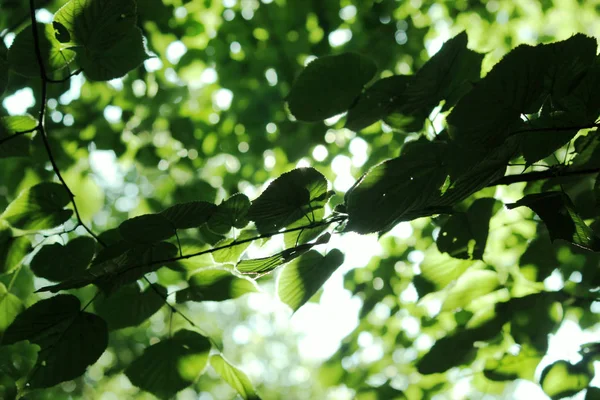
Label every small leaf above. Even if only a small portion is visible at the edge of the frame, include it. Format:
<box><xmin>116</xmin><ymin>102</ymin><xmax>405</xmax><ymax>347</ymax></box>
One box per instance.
<box><xmin>0</xmin><ymin>228</ymin><xmax>31</xmax><ymax>274</ymax></box>
<box><xmin>94</xmin><ymin>283</ymin><xmax>166</xmax><ymax>330</ymax></box>
<box><xmin>125</xmin><ymin>329</ymin><xmax>211</xmax><ymax>400</ymax></box>
<box><xmin>7</xmin><ymin>23</ymin><xmax>75</xmax><ymax>78</ymax></box>
<box><xmin>210</xmin><ymin>354</ymin><xmax>261</xmax><ymax>400</ymax></box>
<box><xmin>119</xmin><ymin>214</ymin><xmax>176</xmax><ymax>244</ymax></box>
<box><xmin>0</xmin><ymin>283</ymin><xmax>24</xmax><ymax>334</ymax></box>
<box><xmin>507</xmin><ymin>191</ymin><xmax>600</xmax><ymax>251</ymax></box>
<box><xmin>160</xmin><ymin>201</ymin><xmax>217</xmax><ymax>229</ymax></box>
<box><xmin>207</xmin><ymin>194</ymin><xmax>251</xmax><ymax>234</ymax></box>
<box><xmin>277</xmin><ymin>249</ymin><xmax>344</xmax><ymax>312</ymax></box>
<box><xmin>1</xmin><ymin>182</ymin><xmax>72</xmax><ymax>231</ymax></box>
<box><xmin>30</xmin><ymin>237</ymin><xmax>96</xmax><ymax>281</ymax></box>
<box><xmin>248</xmin><ymin>168</ymin><xmax>329</xmax><ymax>234</ymax></box>
<box><xmin>540</xmin><ymin>360</ymin><xmax>592</xmax><ymax>399</ymax></box>
<box><xmin>287</xmin><ymin>52</ymin><xmax>377</xmax><ymax>121</ymax></box>
<box><xmin>176</xmin><ymin>268</ymin><xmax>258</xmax><ymax>303</ymax></box>
<box><xmin>0</xmin><ymin>115</ymin><xmax>36</xmax><ymax>159</ymax></box>
<box><xmin>1</xmin><ymin>295</ymin><xmax>108</xmax><ymax>388</ymax></box>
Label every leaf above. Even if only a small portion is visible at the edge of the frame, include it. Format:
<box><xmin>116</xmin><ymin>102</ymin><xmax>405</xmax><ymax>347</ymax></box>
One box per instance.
<box><xmin>1</xmin><ymin>182</ymin><xmax>72</xmax><ymax>231</ymax></box>
<box><xmin>277</xmin><ymin>249</ymin><xmax>344</xmax><ymax>312</ymax></box>
<box><xmin>595</xmin><ymin>173</ymin><xmax>600</xmax><ymax>209</ymax></box>
<box><xmin>176</xmin><ymin>268</ymin><xmax>258</xmax><ymax>303</ymax></box>
<box><xmin>119</xmin><ymin>213</ymin><xmax>176</xmax><ymax>244</ymax></box>
<box><xmin>0</xmin><ymin>115</ymin><xmax>36</xmax><ymax>158</ymax></box>
<box><xmin>159</xmin><ymin>201</ymin><xmax>217</xmax><ymax>229</ymax></box>
<box><xmin>212</xmin><ymin>230</ymin><xmax>256</xmax><ymax>264</ymax></box>
<box><xmin>540</xmin><ymin>360</ymin><xmax>592</xmax><ymax>399</ymax></box>
<box><xmin>210</xmin><ymin>354</ymin><xmax>261</xmax><ymax>400</ymax></box>
<box><xmin>37</xmin><ymin>241</ymin><xmax>178</xmax><ymax>293</ymax></box>
<box><xmin>236</xmin><ymin>243</ymin><xmax>314</xmax><ymax>275</ymax></box>
<box><xmin>436</xmin><ymin>198</ymin><xmax>501</xmax><ymax>259</ymax></box>
<box><xmin>94</xmin><ymin>283</ymin><xmax>166</xmax><ymax>330</ymax></box>
<box><xmin>283</xmin><ymin>208</ymin><xmax>328</xmax><ymax>249</ymax></box>
<box><xmin>419</xmin><ymin>247</ymin><xmax>478</xmax><ymax>290</ymax></box>
<box><xmin>125</xmin><ymin>329</ymin><xmax>211</xmax><ymax>400</ymax></box>
<box><xmin>248</xmin><ymin>168</ymin><xmax>329</xmax><ymax>234</ymax></box>
<box><xmin>442</xmin><ymin>269</ymin><xmax>499</xmax><ymax>311</ymax></box>
<box><xmin>344</xmin><ymin>141</ymin><xmax>448</xmax><ymax>233</ymax></box>
<box><xmin>30</xmin><ymin>237</ymin><xmax>96</xmax><ymax>281</ymax></box>
<box><xmin>7</xmin><ymin>23</ymin><xmax>75</xmax><ymax>78</ymax></box>
<box><xmin>483</xmin><ymin>346</ymin><xmax>542</xmax><ymax>382</ymax></box>
<box><xmin>0</xmin><ymin>283</ymin><xmax>24</xmax><ymax>334</ymax></box>
<box><xmin>0</xmin><ymin>228</ymin><xmax>31</xmax><ymax>274</ymax></box>
<box><xmin>0</xmin><ymin>40</ymin><xmax>7</xmax><ymax>96</ymax></box>
<box><xmin>207</xmin><ymin>194</ymin><xmax>251</xmax><ymax>234</ymax></box>
<box><xmin>507</xmin><ymin>191</ymin><xmax>600</xmax><ymax>251</ymax></box>
<box><xmin>53</xmin><ymin>0</ymin><xmax>148</xmax><ymax>81</ymax></box>
<box><xmin>1</xmin><ymin>295</ymin><xmax>108</xmax><ymax>388</ymax></box>
<box><xmin>287</xmin><ymin>52</ymin><xmax>377</xmax><ymax>121</ymax></box>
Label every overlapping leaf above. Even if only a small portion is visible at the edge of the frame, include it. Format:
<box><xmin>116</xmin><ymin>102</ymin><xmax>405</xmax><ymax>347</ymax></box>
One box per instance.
<box><xmin>159</xmin><ymin>201</ymin><xmax>217</xmax><ymax>229</ymax></box>
<box><xmin>0</xmin><ymin>283</ymin><xmax>23</xmax><ymax>334</ymax></box>
<box><xmin>30</xmin><ymin>236</ymin><xmax>96</xmax><ymax>281</ymax></box>
<box><xmin>119</xmin><ymin>214</ymin><xmax>176</xmax><ymax>244</ymax></box>
<box><xmin>1</xmin><ymin>295</ymin><xmax>108</xmax><ymax>388</ymax></box>
<box><xmin>210</xmin><ymin>355</ymin><xmax>261</xmax><ymax>400</ymax></box>
<box><xmin>207</xmin><ymin>194</ymin><xmax>251</xmax><ymax>234</ymax></box>
<box><xmin>0</xmin><ymin>227</ymin><xmax>31</xmax><ymax>274</ymax></box>
<box><xmin>176</xmin><ymin>267</ymin><xmax>258</xmax><ymax>303</ymax></box>
<box><xmin>0</xmin><ymin>115</ymin><xmax>36</xmax><ymax>158</ymax></box>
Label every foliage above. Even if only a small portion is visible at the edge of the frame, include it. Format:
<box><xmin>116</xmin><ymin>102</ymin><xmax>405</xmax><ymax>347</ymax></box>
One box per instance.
<box><xmin>1</xmin><ymin>0</ymin><xmax>600</xmax><ymax>399</ymax></box>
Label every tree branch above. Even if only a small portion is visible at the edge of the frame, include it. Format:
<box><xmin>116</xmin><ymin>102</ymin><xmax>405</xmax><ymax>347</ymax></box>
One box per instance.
<box><xmin>509</xmin><ymin>123</ymin><xmax>599</xmax><ymax>136</ymax></box>
<box><xmin>0</xmin><ymin>127</ymin><xmax>39</xmax><ymax>145</ymax></box>
<box><xmin>488</xmin><ymin>166</ymin><xmax>600</xmax><ymax>186</ymax></box>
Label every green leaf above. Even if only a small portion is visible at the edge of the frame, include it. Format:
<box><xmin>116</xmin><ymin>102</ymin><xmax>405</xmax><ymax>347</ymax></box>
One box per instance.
<box><xmin>176</xmin><ymin>267</ymin><xmax>258</xmax><ymax>303</ymax></box>
<box><xmin>0</xmin><ymin>40</ymin><xmax>7</xmax><ymax>96</ymax></box>
<box><xmin>30</xmin><ymin>237</ymin><xmax>96</xmax><ymax>281</ymax></box>
<box><xmin>236</xmin><ymin>243</ymin><xmax>314</xmax><ymax>275</ymax></box>
<box><xmin>572</xmin><ymin>131</ymin><xmax>600</xmax><ymax>169</ymax></box>
<box><xmin>37</xmin><ymin>241</ymin><xmax>178</xmax><ymax>293</ymax></box>
<box><xmin>248</xmin><ymin>168</ymin><xmax>329</xmax><ymax>234</ymax></box>
<box><xmin>94</xmin><ymin>283</ymin><xmax>166</xmax><ymax>330</ymax></box>
<box><xmin>119</xmin><ymin>213</ymin><xmax>176</xmax><ymax>244</ymax></box>
<box><xmin>483</xmin><ymin>346</ymin><xmax>542</xmax><ymax>382</ymax></box>
<box><xmin>419</xmin><ymin>247</ymin><xmax>478</xmax><ymax>290</ymax></box>
<box><xmin>507</xmin><ymin>191</ymin><xmax>600</xmax><ymax>251</ymax></box>
<box><xmin>210</xmin><ymin>354</ymin><xmax>261</xmax><ymax>400</ymax></box>
<box><xmin>0</xmin><ymin>115</ymin><xmax>37</xmax><ymax>159</ymax></box>
<box><xmin>125</xmin><ymin>329</ymin><xmax>211</xmax><ymax>400</ymax></box>
<box><xmin>344</xmin><ymin>141</ymin><xmax>448</xmax><ymax>233</ymax></box>
<box><xmin>212</xmin><ymin>230</ymin><xmax>256</xmax><ymax>264</ymax></box>
<box><xmin>1</xmin><ymin>182</ymin><xmax>72</xmax><ymax>231</ymax></box>
<box><xmin>436</xmin><ymin>198</ymin><xmax>501</xmax><ymax>259</ymax></box>
<box><xmin>0</xmin><ymin>283</ymin><xmax>24</xmax><ymax>334</ymax></box>
<box><xmin>7</xmin><ymin>23</ymin><xmax>75</xmax><ymax>78</ymax></box>
<box><xmin>595</xmin><ymin>173</ymin><xmax>600</xmax><ymax>209</ymax></box>
<box><xmin>0</xmin><ymin>228</ymin><xmax>31</xmax><ymax>274</ymax></box>
<box><xmin>277</xmin><ymin>249</ymin><xmax>344</xmax><ymax>312</ymax></box>
<box><xmin>159</xmin><ymin>201</ymin><xmax>217</xmax><ymax>229</ymax></box>
<box><xmin>441</xmin><ymin>269</ymin><xmax>499</xmax><ymax>311</ymax></box>
<box><xmin>1</xmin><ymin>295</ymin><xmax>108</xmax><ymax>388</ymax></box>
<box><xmin>207</xmin><ymin>193</ymin><xmax>251</xmax><ymax>234</ymax></box>
<box><xmin>53</xmin><ymin>0</ymin><xmax>148</xmax><ymax>81</ymax></box>
<box><xmin>287</xmin><ymin>52</ymin><xmax>377</xmax><ymax>121</ymax></box>
<box><xmin>283</xmin><ymin>208</ymin><xmax>328</xmax><ymax>249</ymax></box>
<box><xmin>540</xmin><ymin>360</ymin><xmax>592</xmax><ymax>399</ymax></box>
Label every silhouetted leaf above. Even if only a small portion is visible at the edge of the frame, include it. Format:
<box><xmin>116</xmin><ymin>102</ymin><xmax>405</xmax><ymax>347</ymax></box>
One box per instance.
<box><xmin>94</xmin><ymin>283</ymin><xmax>167</xmax><ymax>330</ymax></box>
<box><xmin>507</xmin><ymin>191</ymin><xmax>600</xmax><ymax>251</ymax></box>
<box><xmin>236</xmin><ymin>242</ymin><xmax>314</xmax><ymax>275</ymax></box>
<box><xmin>210</xmin><ymin>354</ymin><xmax>261</xmax><ymax>400</ymax></box>
<box><xmin>287</xmin><ymin>52</ymin><xmax>377</xmax><ymax>121</ymax></box>
<box><xmin>278</xmin><ymin>249</ymin><xmax>344</xmax><ymax>312</ymax></box>
<box><xmin>176</xmin><ymin>268</ymin><xmax>258</xmax><ymax>303</ymax></box>
<box><xmin>1</xmin><ymin>182</ymin><xmax>72</xmax><ymax>231</ymax></box>
<box><xmin>126</xmin><ymin>329</ymin><xmax>211</xmax><ymax>399</ymax></box>
<box><xmin>30</xmin><ymin>237</ymin><xmax>96</xmax><ymax>281</ymax></box>
<box><xmin>208</xmin><ymin>193</ymin><xmax>251</xmax><ymax>234</ymax></box>
<box><xmin>0</xmin><ymin>115</ymin><xmax>37</xmax><ymax>158</ymax></box>
<box><xmin>1</xmin><ymin>295</ymin><xmax>108</xmax><ymax>388</ymax></box>
<box><xmin>540</xmin><ymin>360</ymin><xmax>592</xmax><ymax>399</ymax></box>
<box><xmin>0</xmin><ymin>40</ymin><xmax>7</xmax><ymax>96</ymax></box>
<box><xmin>119</xmin><ymin>214</ymin><xmax>176</xmax><ymax>244</ymax></box>
<box><xmin>160</xmin><ymin>201</ymin><xmax>217</xmax><ymax>229</ymax></box>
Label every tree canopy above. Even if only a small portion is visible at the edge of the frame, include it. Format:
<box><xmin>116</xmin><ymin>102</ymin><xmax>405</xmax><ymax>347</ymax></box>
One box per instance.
<box><xmin>1</xmin><ymin>0</ymin><xmax>600</xmax><ymax>399</ymax></box>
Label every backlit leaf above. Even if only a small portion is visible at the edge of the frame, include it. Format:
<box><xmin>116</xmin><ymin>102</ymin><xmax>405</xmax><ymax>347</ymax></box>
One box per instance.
<box><xmin>208</xmin><ymin>193</ymin><xmax>251</xmax><ymax>234</ymax></box>
<box><xmin>160</xmin><ymin>201</ymin><xmax>217</xmax><ymax>229</ymax></box>
<box><xmin>0</xmin><ymin>283</ymin><xmax>24</xmax><ymax>334</ymax></box>
<box><xmin>540</xmin><ymin>360</ymin><xmax>592</xmax><ymax>399</ymax></box>
<box><xmin>176</xmin><ymin>268</ymin><xmax>258</xmax><ymax>303</ymax></box>
<box><xmin>30</xmin><ymin>237</ymin><xmax>96</xmax><ymax>281</ymax></box>
<box><xmin>210</xmin><ymin>354</ymin><xmax>261</xmax><ymax>400</ymax></box>
<box><xmin>0</xmin><ymin>115</ymin><xmax>37</xmax><ymax>158</ymax></box>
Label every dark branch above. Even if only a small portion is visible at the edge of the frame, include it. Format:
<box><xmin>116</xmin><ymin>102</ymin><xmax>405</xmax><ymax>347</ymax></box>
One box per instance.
<box><xmin>0</xmin><ymin>127</ymin><xmax>38</xmax><ymax>145</ymax></box>
<box><xmin>488</xmin><ymin>167</ymin><xmax>600</xmax><ymax>186</ymax></box>
<box><xmin>509</xmin><ymin>123</ymin><xmax>599</xmax><ymax>136</ymax></box>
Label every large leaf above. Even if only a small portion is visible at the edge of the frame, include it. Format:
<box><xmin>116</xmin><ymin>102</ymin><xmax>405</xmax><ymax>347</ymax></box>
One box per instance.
<box><xmin>210</xmin><ymin>354</ymin><xmax>261</xmax><ymax>400</ymax></box>
<box><xmin>278</xmin><ymin>249</ymin><xmax>344</xmax><ymax>312</ymax></box>
<box><xmin>7</xmin><ymin>23</ymin><xmax>75</xmax><ymax>78</ymax></box>
<box><xmin>287</xmin><ymin>52</ymin><xmax>377</xmax><ymax>121</ymax></box>
<box><xmin>507</xmin><ymin>191</ymin><xmax>600</xmax><ymax>251</ymax></box>
<box><xmin>0</xmin><ymin>227</ymin><xmax>31</xmax><ymax>274</ymax></box>
<box><xmin>119</xmin><ymin>213</ymin><xmax>176</xmax><ymax>244</ymax></box>
<box><xmin>0</xmin><ymin>283</ymin><xmax>23</xmax><ymax>334</ymax></box>
<box><xmin>540</xmin><ymin>360</ymin><xmax>592</xmax><ymax>399</ymax></box>
<box><xmin>0</xmin><ymin>115</ymin><xmax>37</xmax><ymax>158</ymax></box>
<box><xmin>1</xmin><ymin>182</ymin><xmax>72</xmax><ymax>231</ymax></box>
<box><xmin>207</xmin><ymin>193</ymin><xmax>251</xmax><ymax>234</ymax></box>
<box><xmin>159</xmin><ymin>201</ymin><xmax>217</xmax><ymax>229</ymax></box>
<box><xmin>1</xmin><ymin>295</ymin><xmax>108</xmax><ymax>388</ymax></box>
<box><xmin>53</xmin><ymin>0</ymin><xmax>148</xmax><ymax>80</ymax></box>
<box><xmin>344</xmin><ymin>141</ymin><xmax>448</xmax><ymax>233</ymax></box>
<box><xmin>94</xmin><ymin>283</ymin><xmax>166</xmax><ymax>330</ymax></box>
<box><xmin>125</xmin><ymin>329</ymin><xmax>211</xmax><ymax>399</ymax></box>
<box><xmin>175</xmin><ymin>268</ymin><xmax>258</xmax><ymax>303</ymax></box>
<box><xmin>248</xmin><ymin>168</ymin><xmax>329</xmax><ymax>234</ymax></box>
<box><xmin>236</xmin><ymin>243</ymin><xmax>315</xmax><ymax>275</ymax></box>
<box><xmin>30</xmin><ymin>237</ymin><xmax>96</xmax><ymax>281</ymax></box>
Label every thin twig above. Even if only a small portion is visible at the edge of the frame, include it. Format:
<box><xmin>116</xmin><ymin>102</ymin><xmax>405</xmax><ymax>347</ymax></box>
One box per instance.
<box><xmin>488</xmin><ymin>167</ymin><xmax>600</xmax><ymax>186</ymax></box>
<box><xmin>0</xmin><ymin>127</ymin><xmax>39</xmax><ymax>146</ymax></box>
